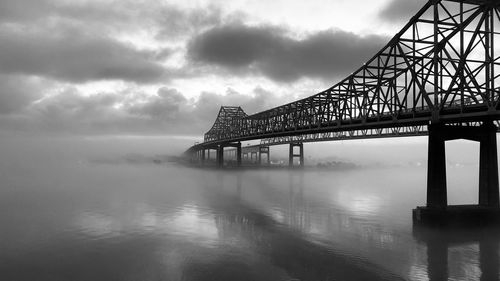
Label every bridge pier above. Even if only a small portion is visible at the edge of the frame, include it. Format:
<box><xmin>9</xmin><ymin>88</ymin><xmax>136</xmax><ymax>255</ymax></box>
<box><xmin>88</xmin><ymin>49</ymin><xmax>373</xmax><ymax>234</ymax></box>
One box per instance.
<box><xmin>259</xmin><ymin>146</ymin><xmax>270</xmax><ymax>165</ymax></box>
<box><xmin>198</xmin><ymin>150</ymin><xmax>202</xmax><ymax>163</ymax></box>
<box><xmin>216</xmin><ymin>142</ymin><xmax>242</xmax><ymax>168</ymax></box>
<box><xmin>414</xmin><ymin>120</ymin><xmax>500</xmax><ymax>225</ymax></box>
<box><xmin>251</xmin><ymin>152</ymin><xmax>258</xmax><ymax>163</ymax></box>
<box><xmin>217</xmin><ymin>145</ymin><xmax>224</xmax><ymax>168</ymax></box>
<box><xmin>479</xmin><ymin>121</ymin><xmax>499</xmax><ymax>207</ymax></box>
<box><xmin>207</xmin><ymin>149</ymin><xmax>211</xmax><ymax>161</ymax></box>
<box><xmin>426</xmin><ymin>124</ymin><xmax>448</xmax><ymax>208</ymax></box>
<box><xmin>200</xmin><ymin>146</ymin><xmax>218</xmax><ymax>166</ymax></box>
<box><xmin>236</xmin><ymin>143</ymin><xmax>242</xmax><ymax>167</ymax></box>
<box><xmin>200</xmin><ymin>149</ymin><xmax>206</xmax><ymax>164</ymax></box>
<box><xmin>289</xmin><ymin>143</ymin><xmax>304</xmax><ymax>168</ymax></box>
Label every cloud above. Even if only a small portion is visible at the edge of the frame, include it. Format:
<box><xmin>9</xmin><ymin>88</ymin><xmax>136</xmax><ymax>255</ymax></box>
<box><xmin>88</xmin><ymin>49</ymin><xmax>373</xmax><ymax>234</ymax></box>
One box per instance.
<box><xmin>21</xmin><ymin>88</ymin><xmax>156</xmax><ymax>135</ymax></box>
<box><xmin>0</xmin><ymin>0</ymin><xmax>53</xmax><ymax>23</ymax></box>
<box><xmin>122</xmin><ymin>86</ymin><xmax>285</xmax><ymax>133</ymax></box>
<box><xmin>188</xmin><ymin>24</ymin><xmax>388</xmax><ymax>82</ymax></box>
<box><xmin>0</xmin><ymin>0</ymin><xmax>223</xmax><ymax>85</ymax></box>
<box><xmin>0</xmin><ymin>0</ymin><xmax>222</xmax><ymax>42</ymax></box>
<box><xmin>0</xmin><ymin>29</ymin><xmax>167</xmax><ymax>83</ymax></box>
<box><xmin>127</xmin><ymin>88</ymin><xmax>188</xmax><ymax>119</ymax></box>
<box><xmin>0</xmin><ymin>0</ymin><xmax>399</xmax><ymax>138</ymax></box>
<box><xmin>379</xmin><ymin>0</ymin><xmax>427</xmax><ymax>22</ymax></box>
<box><xmin>0</xmin><ymin>85</ymin><xmax>287</xmax><ymax>136</ymax></box>
<box><xmin>0</xmin><ymin>74</ymin><xmax>48</xmax><ymax>114</ymax></box>
<box><xmin>155</xmin><ymin>5</ymin><xmax>222</xmax><ymax>40</ymax></box>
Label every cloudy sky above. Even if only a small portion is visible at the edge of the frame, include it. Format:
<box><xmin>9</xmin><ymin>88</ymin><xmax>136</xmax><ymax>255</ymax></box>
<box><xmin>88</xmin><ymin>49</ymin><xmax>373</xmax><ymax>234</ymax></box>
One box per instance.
<box><xmin>0</xmin><ymin>0</ymin><xmax>426</xmax><ymax>139</ymax></box>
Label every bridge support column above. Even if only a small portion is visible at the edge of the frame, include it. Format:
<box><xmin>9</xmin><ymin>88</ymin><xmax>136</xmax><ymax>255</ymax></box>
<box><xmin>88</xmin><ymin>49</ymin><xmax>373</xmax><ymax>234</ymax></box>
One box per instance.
<box><xmin>204</xmin><ymin>147</ymin><xmax>219</xmax><ymax>166</ymax></box>
<box><xmin>201</xmin><ymin>149</ymin><xmax>206</xmax><ymax>164</ymax></box>
<box><xmin>251</xmin><ymin>152</ymin><xmax>257</xmax><ymax>164</ymax></box>
<box><xmin>479</xmin><ymin>121</ymin><xmax>499</xmax><ymax>207</ymax></box>
<box><xmin>414</xmin><ymin>121</ymin><xmax>500</xmax><ymax>225</ymax></box>
<box><xmin>259</xmin><ymin>146</ymin><xmax>270</xmax><ymax>165</ymax></box>
<box><xmin>217</xmin><ymin>142</ymin><xmax>242</xmax><ymax>168</ymax></box>
<box><xmin>236</xmin><ymin>143</ymin><xmax>242</xmax><ymax>167</ymax></box>
<box><xmin>427</xmin><ymin>124</ymin><xmax>447</xmax><ymax>208</ymax></box>
<box><xmin>289</xmin><ymin>143</ymin><xmax>304</xmax><ymax>168</ymax></box>
<box><xmin>217</xmin><ymin>145</ymin><xmax>224</xmax><ymax>168</ymax></box>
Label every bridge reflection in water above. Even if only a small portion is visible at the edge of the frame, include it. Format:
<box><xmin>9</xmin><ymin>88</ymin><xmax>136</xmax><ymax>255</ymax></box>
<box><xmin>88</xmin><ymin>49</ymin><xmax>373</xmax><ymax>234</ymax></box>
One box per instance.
<box><xmin>204</xmin><ymin>170</ymin><xmax>500</xmax><ymax>281</ymax></box>
<box><xmin>185</xmin><ymin>0</ymin><xmax>500</xmax><ymax>223</ymax></box>
<box><xmin>414</xmin><ymin>224</ymin><xmax>500</xmax><ymax>281</ymax></box>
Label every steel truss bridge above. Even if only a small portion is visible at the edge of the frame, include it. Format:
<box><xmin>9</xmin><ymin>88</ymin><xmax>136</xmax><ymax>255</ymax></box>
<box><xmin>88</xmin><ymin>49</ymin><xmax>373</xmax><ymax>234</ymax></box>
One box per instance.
<box><xmin>185</xmin><ymin>0</ymin><xmax>500</xmax><ymax>219</ymax></box>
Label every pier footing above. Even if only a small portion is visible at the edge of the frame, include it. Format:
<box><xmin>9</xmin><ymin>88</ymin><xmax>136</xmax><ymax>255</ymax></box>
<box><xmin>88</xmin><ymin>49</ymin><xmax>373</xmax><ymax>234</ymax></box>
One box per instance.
<box><xmin>413</xmin><ymin>205</ymin><xmax>500</xmax><ymax>226</ymax></box>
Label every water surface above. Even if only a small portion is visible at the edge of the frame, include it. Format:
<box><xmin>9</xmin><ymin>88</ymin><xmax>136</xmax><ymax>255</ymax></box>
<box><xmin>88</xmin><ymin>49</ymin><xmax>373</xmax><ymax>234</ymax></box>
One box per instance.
<box><xmin>0</xmin><ymin>152</ymin><xmax>498</xmax><ymax>280</ymax></box>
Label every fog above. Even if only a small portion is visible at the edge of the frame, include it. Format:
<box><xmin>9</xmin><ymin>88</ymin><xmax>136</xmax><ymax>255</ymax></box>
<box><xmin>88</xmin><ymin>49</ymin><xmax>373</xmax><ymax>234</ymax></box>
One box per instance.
<box><xmin>1</xmin><ymin>134</ymin><xmax>499</xmax><ymax>280</ymax></box>
<box><xmin>0</xmin><ymin>134</ymin><xmax>485</xmax><ymax>168</ymax></box>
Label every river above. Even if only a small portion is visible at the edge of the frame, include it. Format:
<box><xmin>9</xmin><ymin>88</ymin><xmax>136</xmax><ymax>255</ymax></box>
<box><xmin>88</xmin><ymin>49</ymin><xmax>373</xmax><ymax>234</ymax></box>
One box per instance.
<box><xmin>0</xmin><ymin>137</ymin><xmax>498</xmax><ymax>280</ymax></box>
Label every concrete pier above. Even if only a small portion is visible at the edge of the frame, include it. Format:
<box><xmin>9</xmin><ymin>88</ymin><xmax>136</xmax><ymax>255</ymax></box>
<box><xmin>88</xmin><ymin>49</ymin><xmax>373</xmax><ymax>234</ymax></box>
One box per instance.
<box><xmin>215</xmin><ymin>142</ymin><xmax>242</xmax><ymax>168</ymax></box>
<box><xmin>217</xmin><ymin>145</ymin><xmax>224</xmax><ymax>168</ymax></box>
<box><xmin>414</xmin><ymin>121</ymin><xmax>500</xmax><ymax>225</ymax></box>
<box><xmin>258</xmin><ymin>146</ymin><xmax>270</xmax><ymax>165</ymax></box>
<box><xmin>289</xmin><ymin>143</ymin><xmax>304</xmax><ymax>168</ymax></box>
<box><xmin>413</xmin><ymin>205</ymin><xmax>500</xmax><ymax>226</ymax></box>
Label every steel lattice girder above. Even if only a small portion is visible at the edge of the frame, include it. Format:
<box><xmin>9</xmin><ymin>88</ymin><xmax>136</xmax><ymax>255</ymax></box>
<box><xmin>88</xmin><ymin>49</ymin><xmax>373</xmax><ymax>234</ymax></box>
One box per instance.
<box><xmin>199</xmin><ymin>0</ymin><xmax>500</xmax><ymax>148</ymax></box>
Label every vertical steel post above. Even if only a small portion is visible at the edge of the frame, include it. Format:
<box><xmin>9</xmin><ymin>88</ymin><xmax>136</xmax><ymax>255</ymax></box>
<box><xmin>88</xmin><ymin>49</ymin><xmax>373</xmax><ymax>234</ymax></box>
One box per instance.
<box><xmin>433</xmin><ymin>0</ymin><xmax>439</xmax><ymax>119</ymax></box>
<box><xmin>485</xmin><ymin>6</ymin><xmax>492</xmax><ymax>106</ymax></box>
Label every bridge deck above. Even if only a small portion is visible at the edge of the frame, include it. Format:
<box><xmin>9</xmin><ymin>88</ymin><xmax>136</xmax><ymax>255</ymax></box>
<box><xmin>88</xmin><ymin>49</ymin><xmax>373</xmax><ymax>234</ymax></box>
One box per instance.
<box><xmin>187</xmin><ymin>0</ymin><xmax>500</xmax><ymax>153</ymax></box>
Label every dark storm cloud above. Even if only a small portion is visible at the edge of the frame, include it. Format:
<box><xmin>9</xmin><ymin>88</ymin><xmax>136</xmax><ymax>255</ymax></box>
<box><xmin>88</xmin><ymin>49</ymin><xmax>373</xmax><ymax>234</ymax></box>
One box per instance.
<box><xmin>188</xmin><ymin>25</ymin><xmax>281</xmax><ymax>68</ymax></box>
<box><xmin>0</xmin><ymin>30</ymin><xmax>167</xmax><ymax>83</ymax></box>
<box><xmin>379</xmin><ymin>0</ymin><xmax>427</xmax><ymax>22</ymax></box>
<box><xmin>188</xmin><ymin>25</ymin><xmax>388</xmax><ymax>82</ymax></box>
<box><xmin>0</xmin><ymin>0</ymin><xmax>225</xmax><ymax>84</ymax></box>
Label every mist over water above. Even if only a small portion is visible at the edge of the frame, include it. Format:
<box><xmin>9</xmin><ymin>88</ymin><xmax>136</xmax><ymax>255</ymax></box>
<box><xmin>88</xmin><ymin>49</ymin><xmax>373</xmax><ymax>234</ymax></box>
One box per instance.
<box><xmin>1</xmin><ymin>136</ymin><xmax>499</xmax><ymax>280</ymax></box>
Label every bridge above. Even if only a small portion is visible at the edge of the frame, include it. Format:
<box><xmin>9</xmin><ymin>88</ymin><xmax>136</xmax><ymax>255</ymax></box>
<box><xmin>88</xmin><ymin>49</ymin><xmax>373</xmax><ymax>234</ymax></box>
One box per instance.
<box><xmin>185</xmin><ymin>0</ymin><xmax>500</xmax><ymax>223</ymax></box>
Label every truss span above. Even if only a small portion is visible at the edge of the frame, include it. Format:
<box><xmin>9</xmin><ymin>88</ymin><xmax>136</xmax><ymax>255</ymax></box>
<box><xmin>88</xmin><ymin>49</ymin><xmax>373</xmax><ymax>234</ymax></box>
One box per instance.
<box><xmin>188</xmin><ymin>0</ymin><xmax>500</xmax><ymax>153</ymax></box>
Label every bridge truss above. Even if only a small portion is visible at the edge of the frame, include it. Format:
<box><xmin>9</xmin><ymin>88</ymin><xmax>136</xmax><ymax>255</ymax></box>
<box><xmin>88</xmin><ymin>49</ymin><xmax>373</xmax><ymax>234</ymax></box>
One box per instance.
<box><xmin>186</xmin><ymin>0</ymin><xmax>500</xmax><ymax>220</ymax></box>
<box><xmin>196</xmin><ymin>0</ymin><xmax>500</xmax><ymax>149</ymax></box>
